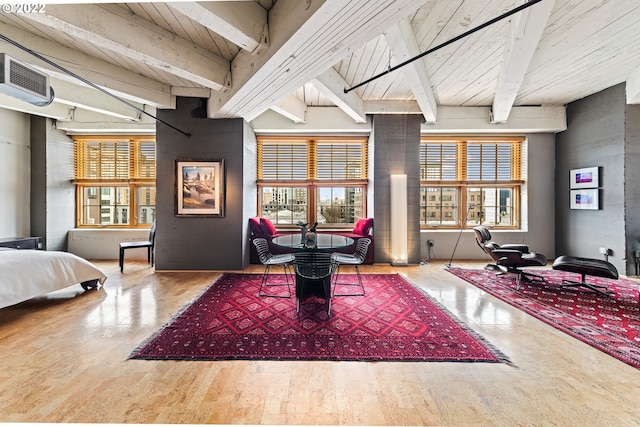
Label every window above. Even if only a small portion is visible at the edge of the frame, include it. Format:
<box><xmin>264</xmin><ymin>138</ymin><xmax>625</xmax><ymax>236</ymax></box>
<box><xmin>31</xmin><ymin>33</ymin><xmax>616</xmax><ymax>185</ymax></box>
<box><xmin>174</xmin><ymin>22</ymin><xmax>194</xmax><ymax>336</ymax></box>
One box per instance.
<box><xmin>73</xmin><ymin>136</ymin><xmax>156</xmax><ymax>227</ymax></box>
<box><xmin>420</xmin><ymin>137</ymin><xmax>523</xmax><ymax>229</ymax></box>
<box><xmin>257</xmin><ymin>136</ymin><xmax>368</xmax><ymax>227</ymax></box>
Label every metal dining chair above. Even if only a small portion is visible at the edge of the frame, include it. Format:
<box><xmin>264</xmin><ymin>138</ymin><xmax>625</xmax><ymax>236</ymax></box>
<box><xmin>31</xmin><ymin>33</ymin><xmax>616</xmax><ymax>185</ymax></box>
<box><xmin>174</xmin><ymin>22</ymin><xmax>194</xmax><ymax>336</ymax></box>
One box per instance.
<box><xmin>252</xmin><ymin>238</ymin><xmax>295</xmax><ymax>298</ymax></box>
<box><xmin>293</xmin><ymin>251</ymin><xmax>336</xmax><ymax>315</ymax></box>
<box><xmin>331</xmin><ymin>238</ymin><xmax>371</xmax><ymax>297</ymax></box>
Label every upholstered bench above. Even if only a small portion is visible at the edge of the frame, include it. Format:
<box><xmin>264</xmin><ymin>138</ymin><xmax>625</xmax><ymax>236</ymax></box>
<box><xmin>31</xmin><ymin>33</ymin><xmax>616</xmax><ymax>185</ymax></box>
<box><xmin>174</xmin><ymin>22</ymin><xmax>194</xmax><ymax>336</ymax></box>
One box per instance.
<box><xmin>552</xmin><ymin>255</ymin><xmax>619</xmax><ymax>296</ymax></box>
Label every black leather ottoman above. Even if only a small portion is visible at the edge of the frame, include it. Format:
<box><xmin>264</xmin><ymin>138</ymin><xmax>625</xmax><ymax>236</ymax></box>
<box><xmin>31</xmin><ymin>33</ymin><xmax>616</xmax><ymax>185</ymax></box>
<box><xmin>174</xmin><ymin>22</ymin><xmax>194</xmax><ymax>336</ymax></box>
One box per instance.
<box><xmin>552</xmin><ymin>255</ymin><xmax>618</xmax><ymax>296</ymax></box>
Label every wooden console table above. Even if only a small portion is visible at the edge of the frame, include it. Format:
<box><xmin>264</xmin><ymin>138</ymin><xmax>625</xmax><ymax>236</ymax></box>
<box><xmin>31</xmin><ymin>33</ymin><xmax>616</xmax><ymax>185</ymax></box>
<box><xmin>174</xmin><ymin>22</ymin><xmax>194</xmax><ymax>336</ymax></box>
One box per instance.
<box><xmin>0</xmin><ymin>237</ymin><xmax>42</xmax><ymax>250</ymax></box>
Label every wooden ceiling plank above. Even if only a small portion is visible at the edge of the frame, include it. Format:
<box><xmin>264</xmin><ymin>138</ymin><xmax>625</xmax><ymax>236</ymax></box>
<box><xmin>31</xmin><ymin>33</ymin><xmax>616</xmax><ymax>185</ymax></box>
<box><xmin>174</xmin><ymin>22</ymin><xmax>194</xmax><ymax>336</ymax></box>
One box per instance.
<box><xmin>20</xmin><ymin>3</ymin><xmax>231</xmax><ymax>91</ymax></box>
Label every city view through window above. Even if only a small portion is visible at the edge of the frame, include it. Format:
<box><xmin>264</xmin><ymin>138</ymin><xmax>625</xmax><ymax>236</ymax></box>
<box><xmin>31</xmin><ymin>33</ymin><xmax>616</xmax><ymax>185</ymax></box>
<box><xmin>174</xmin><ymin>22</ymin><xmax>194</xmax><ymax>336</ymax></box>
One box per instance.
<box><xmin>261</xmin><ymin>187</ymin><xmax>364</xmax><ymax>226</ymax></box>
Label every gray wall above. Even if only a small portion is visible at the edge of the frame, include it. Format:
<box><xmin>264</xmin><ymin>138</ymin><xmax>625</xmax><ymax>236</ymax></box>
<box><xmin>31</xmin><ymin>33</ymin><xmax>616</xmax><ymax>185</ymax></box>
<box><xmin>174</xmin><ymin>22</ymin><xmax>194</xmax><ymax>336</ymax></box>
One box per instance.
<box><xmin>0</xmin><ymin>108</ymin><xmax>31</xmax><ymax>238</ymax></box>
<box><xmin>418</xmin><ymin>134</ymin><xmax>557</xmax><ymax>263</ymax></box>
<box><xmin>372</xmin><ymin>114</ymin><xmax>422</xmax><ymax>264</ymax></box>
<box><xmin>625</xmin><ymin>98</ymin><xmax>640</xmax><ymax>271</ymax></box>
<box><xmin>155</xmin><ymin>97</ymin><xmax>253</xmax><ymax>270</ymax></box>
<box><xmin>30</xmin><ymin>117</ymin><xmax>76</xmax><ymax>251</ymax></box>
<box><xmin>555</xmin><ymin>83</ymin><xmax>640</xmax><ymax>274</ymax></box>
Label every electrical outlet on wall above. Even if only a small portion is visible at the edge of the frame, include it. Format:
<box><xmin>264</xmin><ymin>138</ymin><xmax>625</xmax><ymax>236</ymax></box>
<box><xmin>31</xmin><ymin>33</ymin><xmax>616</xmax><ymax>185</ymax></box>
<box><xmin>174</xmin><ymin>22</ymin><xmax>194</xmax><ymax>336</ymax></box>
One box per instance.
<box><xmin>599</xmin><ymin>247</ymin><xmax>611</xmax><ymax>255</ymax></box>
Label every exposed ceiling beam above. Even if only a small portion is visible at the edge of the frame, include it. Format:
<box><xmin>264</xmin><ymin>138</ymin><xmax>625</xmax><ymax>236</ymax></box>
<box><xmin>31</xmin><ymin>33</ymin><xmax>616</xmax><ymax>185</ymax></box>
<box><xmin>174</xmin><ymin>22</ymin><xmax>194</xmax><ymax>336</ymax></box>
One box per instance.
<box><xmin>168</xmin><ymin>1</ymin><xmax>268</xmax><ymax>54</ymax></box>
<box><xmin>424</xmin><ymin>105</ymin><xmax>566</xmax><ymax>133</ymax></box>
<box><xmin>171</xmin><ymin>86</ymin><xmax>211</xmax><ymax>99</ymax></box>
<box><xmin>491</xmin><ymin>0</ymin><xmax>554</xmax><ymax>123</ymax></box>
<box><xmin>208</xmin><ymin>0</ymin><xmax>431</xmax><ymax>120</ymax></box>
<box><xmin>0</xmin><ymin>93</ymin><xmax>73</xmax><ymax>120</ymax></box>
<box><xmin>51</xmin><ymin>78</ymin><xmax>144</xmax><ymax>120</ymax></box>
<box><xmin>0</xmin><ymin>24</ymin><xmax>173</xmax><ymax>107</ymax></box>
<box><xmin>251</xmin><ymin>107</ymin><xmax>372</xmax><ymax>134</ymax></box>
<box><xmin>269</xmin><ymin>94</ymin><xmax>307</xmax><ymax>123</ymax></box>
<box><xmin>311</xmin><ymin>67</ymin><xmax>367</xmax><ymax>123</ymax></box>
<box><xmin>363</xmin><ymin>100</ymin><xmax>423</xmax><ymax>114</ymax></box>
<box><xmin>252</xmin><ymin>105</ymin><xmax>566</xmax><ymax>134</ymax></box>
<box><xmin>383</xmin><ymin>17</ymin><xmax>437</xmax><ymax>123</ymax></box>
<box><xmin>20</xmin><ymin>3</ymin><xmax>231</xmax><ymax>91</ymax></box>
<box><xmin>55</xmin><ymin>109</ymin><xmax>157</xmax><ymax>135</ymax></box>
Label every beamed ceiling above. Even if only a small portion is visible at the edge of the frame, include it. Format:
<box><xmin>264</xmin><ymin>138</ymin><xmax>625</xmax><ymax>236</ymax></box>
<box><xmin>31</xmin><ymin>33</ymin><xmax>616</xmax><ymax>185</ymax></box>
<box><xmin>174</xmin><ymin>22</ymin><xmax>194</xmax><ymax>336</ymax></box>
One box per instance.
<box><xmin>0</xmin><ymin>0</ymin><xmax>639</xmax><ymax>135</ymax></box>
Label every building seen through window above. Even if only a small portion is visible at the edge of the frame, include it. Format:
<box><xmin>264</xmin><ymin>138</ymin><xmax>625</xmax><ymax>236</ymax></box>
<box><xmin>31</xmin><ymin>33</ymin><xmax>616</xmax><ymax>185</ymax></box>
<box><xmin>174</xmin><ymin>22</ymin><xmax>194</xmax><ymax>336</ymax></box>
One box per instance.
<box><xmin>73</xmin><ymin>136</ymin><xmax>156</xmax><ymax>227</ymax></box>
<box><xmin>420</xmin><ymin>137</ymin><xmax>523</xmax><ymax>229</ymax></box>
<box><xmin>257</xmin><ymin>137</ymin><xmax>368</xmax><ymax>227</ymax></box>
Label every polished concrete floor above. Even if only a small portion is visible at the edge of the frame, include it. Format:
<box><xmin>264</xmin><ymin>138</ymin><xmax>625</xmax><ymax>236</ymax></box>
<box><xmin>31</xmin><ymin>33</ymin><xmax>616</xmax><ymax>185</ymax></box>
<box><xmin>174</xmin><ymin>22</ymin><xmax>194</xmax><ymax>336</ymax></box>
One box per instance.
<box><xmin>1</xmin><ymin>259</ymin><xmax>640</xmax><ymax>425</ymax></box>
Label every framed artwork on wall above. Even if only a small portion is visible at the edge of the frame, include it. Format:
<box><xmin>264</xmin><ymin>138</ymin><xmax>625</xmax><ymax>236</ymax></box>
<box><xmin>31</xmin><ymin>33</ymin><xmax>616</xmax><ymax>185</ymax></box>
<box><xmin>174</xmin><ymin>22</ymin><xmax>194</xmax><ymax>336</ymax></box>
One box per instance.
<box><xmin>570</xmin><ymin>166</ymin><xmax>599</xmax><ymax>189</ymax></box>
<box><xmin>570</xmin><ymin>189</ymin><xmax>599</xmax><ymax>210</ymax></box>
<box><xmin>175</xmin><ymin>159</ymin><xmax>225</xmax><ymax>217</ymax></box>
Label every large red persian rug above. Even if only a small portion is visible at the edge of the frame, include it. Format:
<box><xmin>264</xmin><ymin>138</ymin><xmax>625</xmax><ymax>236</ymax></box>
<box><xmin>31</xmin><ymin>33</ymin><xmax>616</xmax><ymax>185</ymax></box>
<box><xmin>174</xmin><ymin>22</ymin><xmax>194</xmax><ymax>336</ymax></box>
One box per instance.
<box><xmin>130</xmin><ymin>273</ymin><xmax>509</xmax><ymax>362</ymax></box>
<box><xmin>447</xmin><ymin>267</ymin><xmax>640</xmax><ymax>369</ymax></box>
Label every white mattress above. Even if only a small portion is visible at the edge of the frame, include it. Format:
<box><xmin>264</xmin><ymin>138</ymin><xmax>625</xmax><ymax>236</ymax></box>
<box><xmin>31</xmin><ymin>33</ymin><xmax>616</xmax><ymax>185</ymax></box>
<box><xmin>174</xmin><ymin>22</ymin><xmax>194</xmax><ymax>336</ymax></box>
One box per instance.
<box><xmin>0</xmin><ymin>249</ymin><xmax>107</xmax><ymax>309</ymax></box>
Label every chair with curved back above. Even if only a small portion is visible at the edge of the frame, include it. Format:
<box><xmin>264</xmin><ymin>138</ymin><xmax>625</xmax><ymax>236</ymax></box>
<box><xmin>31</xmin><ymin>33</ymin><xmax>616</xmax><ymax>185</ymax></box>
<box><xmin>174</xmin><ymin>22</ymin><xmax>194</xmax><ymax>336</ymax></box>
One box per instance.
<box><xmin>331</xmin><ymin>237</ymin><xmax>371</xmax><ymax>297</ymax></box>
<box><xmin>473</xmin><ymin>225</ymin><xmax>547</xmax><ymax>287</ymax></box>
<box><xmin>252</xmin><ymin>237</ymin><xmax>295</xmax><ymax>298</ymax></box>
<box><xmin>293</xmin><ymin>251</ymin><xmax>336</xmax><ymax>315</ymax></box>
<box><xmin>119</xmin><ymin>220</ymin><xmax>156</xmax><ymax>273</ymax></box>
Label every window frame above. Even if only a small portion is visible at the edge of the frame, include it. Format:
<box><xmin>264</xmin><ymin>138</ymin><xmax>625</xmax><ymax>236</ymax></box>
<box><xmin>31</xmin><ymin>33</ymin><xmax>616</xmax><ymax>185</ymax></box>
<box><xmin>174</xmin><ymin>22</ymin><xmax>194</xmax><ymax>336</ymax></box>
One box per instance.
<box><xmin>73</xmin><ymin>135</ymin><xmax>156</xmax><ymax>228</ymax></box>
<box><xmin>257</xmin><ymin>136</ymin><xmax>369</xmax><ymax>228</ymax></box>
<box><xmin>420</xmin><ymin>136</ymin><xmax>524</xmax><ymax>230</ymax></box>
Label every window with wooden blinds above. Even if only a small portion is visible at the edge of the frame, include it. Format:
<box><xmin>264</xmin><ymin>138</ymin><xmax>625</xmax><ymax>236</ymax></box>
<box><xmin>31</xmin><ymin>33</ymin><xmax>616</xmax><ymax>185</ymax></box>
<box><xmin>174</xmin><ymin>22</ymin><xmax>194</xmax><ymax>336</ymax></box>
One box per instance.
<box><xmin>420</xmin><ymin>136</ymin><xmax>524</xmax><ymax>229</ymax></box>
<box><xmin>257</xmin><ymin>136</ymin><xmax>368</xmax><ymax>227</ymax></box>
<box><xmin>73</xmin><ymin>136</ymin><xmax>155</xmax><ymax>228</ymax></box>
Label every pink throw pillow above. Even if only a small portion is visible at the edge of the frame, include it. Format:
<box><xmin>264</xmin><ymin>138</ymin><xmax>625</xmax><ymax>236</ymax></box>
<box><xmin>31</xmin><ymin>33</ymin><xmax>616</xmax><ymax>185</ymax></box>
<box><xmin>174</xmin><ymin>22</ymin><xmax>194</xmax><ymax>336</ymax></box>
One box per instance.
<box><xmin>260</xmin><ymin>217</ymin><xmax>278</xmax><ymax>237</ymax></box>
<box><xmin>352</xmin><ymin>217</ymin><xmax>373</xmax><ymax>236</ymax></box>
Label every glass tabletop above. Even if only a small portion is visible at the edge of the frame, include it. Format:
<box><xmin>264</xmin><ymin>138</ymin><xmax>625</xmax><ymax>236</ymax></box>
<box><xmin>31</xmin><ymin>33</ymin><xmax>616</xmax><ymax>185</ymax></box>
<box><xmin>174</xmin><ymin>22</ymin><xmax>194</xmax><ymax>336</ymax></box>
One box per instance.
<box><xmin>272</xmin><ymin>233</ymin><xmax>354</xmax><ymax>251</ymax></box>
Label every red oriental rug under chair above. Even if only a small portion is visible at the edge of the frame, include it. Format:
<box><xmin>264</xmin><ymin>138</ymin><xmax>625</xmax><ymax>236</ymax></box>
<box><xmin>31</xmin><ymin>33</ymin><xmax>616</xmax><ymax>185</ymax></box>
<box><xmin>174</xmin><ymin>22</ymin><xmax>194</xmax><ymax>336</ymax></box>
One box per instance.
<box><xmin>130</xmin><ymin>273</ymin><xmax>510</xmax><ymax>363</ymax></box>
<box><xmin>447</xmin><ymin>267</ymin><xmax>640</xmax><ymax>369</ymax></box>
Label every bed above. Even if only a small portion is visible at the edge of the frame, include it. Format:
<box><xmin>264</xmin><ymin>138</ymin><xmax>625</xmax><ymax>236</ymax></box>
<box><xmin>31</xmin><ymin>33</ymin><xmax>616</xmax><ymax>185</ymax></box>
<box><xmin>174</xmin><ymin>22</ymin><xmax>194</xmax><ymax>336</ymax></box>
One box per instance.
<box><xmin>0</xmin><ymin>248</ymin><xmax>107</xmax><ymax>309</ymax></box>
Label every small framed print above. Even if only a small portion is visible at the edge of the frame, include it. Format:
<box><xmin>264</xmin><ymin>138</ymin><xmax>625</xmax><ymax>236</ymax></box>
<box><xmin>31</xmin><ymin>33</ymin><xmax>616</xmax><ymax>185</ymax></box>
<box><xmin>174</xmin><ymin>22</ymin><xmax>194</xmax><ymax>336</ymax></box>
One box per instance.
<box><xmin>570</xmin><ymin>166</ymin><xmax>599</xmax><ymax>189</ymax></box>
<box><xmin>570</xmin><ymin>189</ymin><xmax>599</xmax><ymax>210</ymax></box>
<box><xmin>175</xmin><ymin>159</ymin><xmax>224</xmax><ymax>217</ymax></box>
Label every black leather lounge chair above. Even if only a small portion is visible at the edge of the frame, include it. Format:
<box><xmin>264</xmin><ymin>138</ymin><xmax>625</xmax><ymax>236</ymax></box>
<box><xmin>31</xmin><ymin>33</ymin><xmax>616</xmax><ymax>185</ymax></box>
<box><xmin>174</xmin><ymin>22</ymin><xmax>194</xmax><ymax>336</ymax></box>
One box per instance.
<box><xmin>473</xmin><ymin>225</ymin><xmax>547</xmax><ymax>287</ymax></box>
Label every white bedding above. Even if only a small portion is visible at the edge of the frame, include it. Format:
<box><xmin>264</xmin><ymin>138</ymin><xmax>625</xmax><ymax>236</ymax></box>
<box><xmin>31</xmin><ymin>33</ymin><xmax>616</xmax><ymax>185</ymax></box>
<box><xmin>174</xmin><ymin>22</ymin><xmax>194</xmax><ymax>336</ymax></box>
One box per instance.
<box><xmin>0</xmin><ymin>249</ymin><xmax>107</xmax><ymax>309</ymax></box>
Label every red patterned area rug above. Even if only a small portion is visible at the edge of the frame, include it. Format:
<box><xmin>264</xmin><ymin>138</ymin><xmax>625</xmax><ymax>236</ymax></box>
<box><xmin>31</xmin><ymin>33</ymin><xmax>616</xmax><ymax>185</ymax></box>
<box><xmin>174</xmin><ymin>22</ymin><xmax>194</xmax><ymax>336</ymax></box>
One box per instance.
<box><xmin>447</xmin><ymin>267</ymin><xmax>640</xmax><ymax>369</ymax></box>
<box><xmin>130</xmin><ymin>273</ymin><xmax>509</xmax><ymax>363</ymax></box>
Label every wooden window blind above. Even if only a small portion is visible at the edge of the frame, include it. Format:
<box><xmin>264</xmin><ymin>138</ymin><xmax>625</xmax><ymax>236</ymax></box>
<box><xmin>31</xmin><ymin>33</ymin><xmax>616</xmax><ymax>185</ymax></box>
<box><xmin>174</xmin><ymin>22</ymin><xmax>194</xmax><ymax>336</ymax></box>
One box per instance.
<box><xmin>420</xmin><ymin>138</ymin><xmax>522</xmax><ymax>182</ymax></box>
<box><xmin>420</xmin><ymin>136</ymin><xmax>523</xmax><ymax>229</ymax></box>
<box><xmin>257</xmin><ymin>137</ymin><xmax>368</xmax><ymax>181</ymax></box>
<box><xmin>73</xmin><ymin>136</ymin><xmax>156</xmax><ymax>228</ymax></box>
<box><xmin>74</xmin><ymin>136</ymin><xmax>156</xmax><ymax>182</ymax></box>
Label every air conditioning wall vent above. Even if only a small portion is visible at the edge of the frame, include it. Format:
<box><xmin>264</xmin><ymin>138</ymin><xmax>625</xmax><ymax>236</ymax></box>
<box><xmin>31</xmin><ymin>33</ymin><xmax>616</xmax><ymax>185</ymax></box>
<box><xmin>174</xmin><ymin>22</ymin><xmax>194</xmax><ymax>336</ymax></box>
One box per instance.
<box><xmin>0</xmin><ymin>53</ymin><xmax>54</xmax><ymax>106</ymax></box>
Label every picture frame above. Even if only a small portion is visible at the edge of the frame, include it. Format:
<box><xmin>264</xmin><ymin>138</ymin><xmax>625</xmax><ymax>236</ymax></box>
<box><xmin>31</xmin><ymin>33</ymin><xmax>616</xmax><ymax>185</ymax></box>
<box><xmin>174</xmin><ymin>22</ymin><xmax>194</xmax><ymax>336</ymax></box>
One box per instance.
<box><xmin>175</xmin><ymin>159</ymin><xmax>224</xmax><ymax>217</ymax></box>
<box><xmin>570</xmin><ymin>189</ymin><xmax>599</xmax><ymax>210</ymax></box>
<box><xmin>570</xmin><ymin>166</ymin><xmax>599</xmax><ymax>189</ymax></box>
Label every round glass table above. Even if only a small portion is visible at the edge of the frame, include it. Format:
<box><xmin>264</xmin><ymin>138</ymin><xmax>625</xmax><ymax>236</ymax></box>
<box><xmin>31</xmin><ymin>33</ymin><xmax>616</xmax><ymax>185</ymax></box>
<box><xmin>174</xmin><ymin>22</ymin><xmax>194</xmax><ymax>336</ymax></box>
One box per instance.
<box><xmin>271</xmin><ymin>233</ymin><xmax>354</xmax><ymax>251</ymax></box>
<box><xmin>271</xmin><ymin>233</ymin><xmax>355</xmax><ymax>313</ymax></box>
